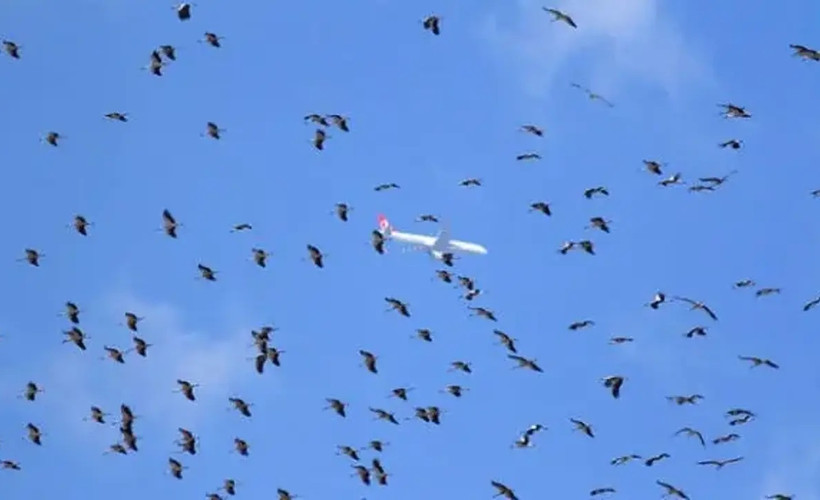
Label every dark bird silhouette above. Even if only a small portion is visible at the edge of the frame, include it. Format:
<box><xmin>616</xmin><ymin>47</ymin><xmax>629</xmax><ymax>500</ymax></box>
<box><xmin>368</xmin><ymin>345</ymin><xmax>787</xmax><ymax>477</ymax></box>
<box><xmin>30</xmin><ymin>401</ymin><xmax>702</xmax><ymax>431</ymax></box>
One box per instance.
<box><xmin>104</xmin><ymin>112</ymin><xmax>128</xmax><ymax>122</ymax></box>
<box><xmin>543</xmin><ymin>7</ymin><xmax>577</xmax><ymax>27</ymax></box>
<box><xmin>422</xmin><ymin>15</ymin><xmax>441</xmax><ymax>35</ymax></box>
<box><xmin>491</xmin><ymin>480</ymin><xmax>518</xmax><ymax>500</ymax></box>
<box><xmin>175</xmin><ymin>2</ymin><xmax>192</xmax><ymax>20</ymax></box>
<box><xmin>507</xmin><ymin>354</ymin><xmax>544</xmax><ymax>373</ymax></box>
<box><xmin>161</xmin><ymin>209</ymin><xmax>180</xmax><ymax>238</ymax></box>
<box><xmin>738</xmin><ymin>355</ymin><xmax>779</xmax><ymax>369</ymax></box>
<box><xmin>802</xmin><ymin>296</ymin><xmax>820</xmax><ymax>311</ymax></box>
<box><xmin>667</xmin><ymin>394</ymin><xmax>704</xmax><ymax>405</ymax></box>
<box><xmin>719</xmin><ymin>139</ymin><xmax>742</xmax><ymax>149</ymax></box>
<box><xmin>251</xmin><ymin>248</ymin><xmax>270</xmax><ymax>268</ymax></box>
<box><xmin>790</xmin><ymin>43</ymin><xmax>820</xmax><ymax>61</ymax></box>
<box><xmin>529</xmin><ymin>202</ymin><xmax>551</xmax><ymax>215</ymax></box>
<box><xmin>20</xmin><ymin>248</ymin><xmax>43</xmax><ymax>266</ymax></box>
<box><xmin>131</xmin><ymin>335</ymin><xmax>149</xmax><ymax>356</ymax></box>
<box><xmin>197</xmin><ymin>263</ymin><xmax>217</xmax><ymax>281</ymax></box>
<box><xmin>657</xmin><ymin>480</ymin><xmax>689</xmax><ymax>499</ymax></box>
<box><xmin>493</xmin><ymin>329</ymin><xmax>517</xmax><ymax>352</ymax></box>
<box><xmin>590</xmin><ymin>487</ymin><xmax>616</xmax><ymax>496</ymax></box>
<box><xmin>70</xmin><ymin>215</ymin><xmax>91</xmax><ymax>235</ymax></box>
<box><xmin>718</xmin><ymin>103</ymin><xmax>751</xmax><ymax>118</ymax></box>
<box><xmin>324</xmin><ymin>398</ymin><xmax>347</xmax><ymax>417</ymax></box>
<box><xmin>370</xmin><ymin>407</ymin><xmax>399</xmax><ymax>424</ymax></box>
<box><xmin>570</xmin><ymin>418</ymin><xmax>594</xmax><ymax>438</ymax></box>
<box><xmin>644</xmin><ymin>453</ymin><xmax>670</xmax><ymax>466</ymax></box>
<box><xmin>159</xmin><ymin>44</ymin><xmax>176</xmax><ymax>61</ymax></box>
<box><xmin>672</xmin><ymin>296</ymin><xmax>718</xmax><ymax>320</ymax></box>
<box><xmin>675</xmin><ymin>427</ymin><xmax>705</xmax><ymax>446</ymax></box>
<box><xmin>571</xmin><ymin>83</ymin><xmax>614</xmax><ymax>106</ymax></box>
<box><xmin>516</xmin><ymin>152</ymin><xmax>541</xmax><ymax>161</ymax></box>
<box><xmin>64</xmin><ymin>301</ymin><xmax>81</xmax><ymax>324</ymax></box>
<box><xmin>175</xmin><ymin>380</ymin><xmax>197</xmax><ymax>401</ymax></box>
<box><xmin>202</xmin><ymin>32</ymin><xmax>223</xmax><ymax>48</ymax></box>
<box><xmin>520</xmin><ymin>124</ymin><xmax>543</xmax><ymax>136</ymax></box>
<box><xmin>327</xmin><ymin>114</ymin><xmax>349</xmax><ymax>131</ymax></box>
<box><xmin>334</xmin><ymin>203</ymin><xmax>351</xmax><ymax>221</ymax></box>
<box><xmin>2</xmin><ymin>40</ymin><xmax>21</xmax><ymax>59</ymax></box>
<box><xmin>384</xmin><ymin>297</ymin><xmax>410</xmax><ymax>317</ymax></box>
<box><xmin>228</xmin><ymin>397</ymin><xmax>252</xmax><ymax>417</ymax></box>
<box><xmin>469</xmin><ymin>306</ymin><xmax>497</xmax><ymax>321</ymax></box>
<box><xmin>307</xmin><ymin>244</ymin><xmax>324</xmax><ymax>268</ymax></box>
<box><xmin>697</xmin><ymin>457</ymin><xmax>744</xmax><ymax>469</ymax></box>
<box><xmin>204</xmin><ymin>121</ymin><xmax>224</xmax><ymax>139</ymax></box>
<box><xmin>359</xmin><ymin>350</ymin><xmax>378</xmax><ymax>373</ymax></box>
<box><xmin>602</xmin><ymin>375</ymin><xmax>624</xmax><ymax>398</ymax></box>
<box><xmin>312</xmin><ymin>128</ymin><xmax>327</xmax><ymax>150</ymax></box>
<box><xmin>371</xmin><ymin>230</ymin><xmax>385</xmax><ymax>254</ymax></box>
<box><xmin>584</xmin><ymin>186</ymin><xmax>609</xmax><ymax>198</ymax></box>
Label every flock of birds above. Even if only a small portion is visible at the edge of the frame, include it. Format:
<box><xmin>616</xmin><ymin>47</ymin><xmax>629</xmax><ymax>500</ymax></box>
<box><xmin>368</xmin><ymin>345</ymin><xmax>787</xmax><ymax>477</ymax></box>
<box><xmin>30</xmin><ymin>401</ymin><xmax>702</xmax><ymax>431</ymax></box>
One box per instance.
<box><xmin>1</xmin><ymin>2</ymin><xmax>819</xmax><ymax>500</ymax></box>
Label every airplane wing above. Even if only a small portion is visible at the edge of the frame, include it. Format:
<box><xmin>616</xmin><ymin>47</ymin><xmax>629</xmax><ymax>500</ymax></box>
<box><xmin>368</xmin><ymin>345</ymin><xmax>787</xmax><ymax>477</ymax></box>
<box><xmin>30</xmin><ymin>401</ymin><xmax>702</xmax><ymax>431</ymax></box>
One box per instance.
<box><xmin>432</xmin><ymin>222</ymin><xmax>451</xmax><ymax>252</ymax></box>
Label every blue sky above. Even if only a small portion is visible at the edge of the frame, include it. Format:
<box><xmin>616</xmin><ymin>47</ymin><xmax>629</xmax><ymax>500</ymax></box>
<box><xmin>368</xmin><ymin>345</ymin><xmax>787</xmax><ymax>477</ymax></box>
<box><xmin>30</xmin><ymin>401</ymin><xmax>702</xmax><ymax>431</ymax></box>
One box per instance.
<box><xmin>0</xmin><ymin>0</ymin><xmax>818</xmax><ymax>498</ymax></box>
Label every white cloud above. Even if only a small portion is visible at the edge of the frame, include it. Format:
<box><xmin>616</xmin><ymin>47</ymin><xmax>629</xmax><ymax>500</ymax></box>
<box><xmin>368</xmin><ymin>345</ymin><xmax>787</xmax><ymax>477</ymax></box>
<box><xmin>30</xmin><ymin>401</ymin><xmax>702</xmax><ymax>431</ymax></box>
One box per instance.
<box><xmin>479</xmin><ymin>0</ymin><xmax>715</xmax><ymax>100</ymax></box>
<box><xmin>38</xmin><ymin>292</ymin><xmax>262</xmax><ymax>447</ymax></box>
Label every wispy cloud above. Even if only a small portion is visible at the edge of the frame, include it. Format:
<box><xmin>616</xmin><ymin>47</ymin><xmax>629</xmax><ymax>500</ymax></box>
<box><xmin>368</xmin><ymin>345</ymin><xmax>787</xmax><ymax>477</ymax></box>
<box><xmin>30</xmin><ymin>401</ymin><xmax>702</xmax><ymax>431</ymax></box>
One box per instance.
<box><xmin>39</xmin><ymin>291</ymin><xmax>261</xmax><ymax>447</ymax></box>
<box><xmin>479</xmin><ymin>0</ymin><xmax>715</xmax><ymax>100</ymax></box>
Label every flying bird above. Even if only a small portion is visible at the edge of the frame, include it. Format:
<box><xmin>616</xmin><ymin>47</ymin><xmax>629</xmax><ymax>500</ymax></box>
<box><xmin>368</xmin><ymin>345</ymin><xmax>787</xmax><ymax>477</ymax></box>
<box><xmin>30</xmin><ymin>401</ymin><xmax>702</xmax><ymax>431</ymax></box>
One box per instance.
<box><xmin>307</xmin><ymin>244</ymin><xmax>325</xmax><ymax>267</ymax></box>
<box><xmin>790</xmin><ymin>43</ymin><xmax>820</xmax><ymax>60</ymax></box>
<box><xmin>719</xmin><ymin>139</ymin><xmax>742</xmax><ymax>149</ymax></box>
<box><xmin>697</xmin><ymin>457</ymin><xmax>744</xmax><ymax>469</ymax></box>
<box><xmin>738</xmin><ymin>355</ymin><xmax>779</xmax><ymax>369</ymax></box>
<box><xmin>175</xmin><ymin>3</ymin><xmax>192</xmax><ymax>20</ymax></box>
<box><xmin>422</xmin><ymin>15</ymin><xmax>441</xmax><ymax>35</ymax></box>
<box><xmin>529</xmin><ymin>202</ymin><xmax>551</xmax><ymax>216</ymax></box>
<box><xmin>104</xmin><ymin>112</ymin><xmax>128</xmax><ymax>122</ymax></box>
<box><xmin>327</xmin><ymin>114</ymin><xmax>349</xmax><ymax>131</ymax></box>
<box><xmin>161</xmin><ymin>209</ymin><xmax>180</xmax><ymax>238</ymax></box>
<box><xmin>384</xmin><ymin>297</ymin><xmax>410</xmax><ymax>317</ymax></box>
<box><xmin>718</xmin><ymin>103</ymin><xmax>751</xmax><ymax>118</ymax></box>
<box><xmin>584</xmin><ymin>186</ymin><xmax>609</xmax><ymax>198</ymax></box>
<box><xmin>507</xmin><ymin>355</ymin><xmax>542</xmax><ymax>372</ymax></box>
<box><xmin>657</xmin><ymin>480</ymin><xmax>689</xmax><ymax>499</ymax></box>
<box><xmin>602</xmin><ymin>375</ymin><xmax>624</xmax><ymax>398</ymax></box>
<box><xmin>2</xmin><ymin>40</ymin><xmax>21</xmax><ymax>59</ymax></box>
<box><xmin>490</xmin><ymin>480</ymin><xmax>518</xmax><ymax>500</ymax></box>
<box><xmin>644</xmin><ymin>452</ymin><xmax>671</xmax><ymax>466</ymax></box>
<box><xmin>520</xmin><ymin>124</ymin><xmax>543</xmax><ymax>136</ymax></box>
<box><xmin>516</xmin><ymin>152</ymin><xmax>541</xmax><ymax>161</ymax></box>
<box><xmin>469</xmin><ymin>306</ymin><xmax>497</xmax><ymax>321</ymax></box>
<box><xmin>675</xmin><ymin>427</ymin><xmax>705</xmax><ymax>446</ymax></box>
<box><xmin>570</xmin><ymin>418</ymin><xmax>594</xmax><ymax>438</ymax></box>
<box><xmin>543</xmin><ymin>7</ymin><xmax>577</xmax><ymax>28</ymax></box>
<box><xmin>571</xmin><ymin>83</ymin><xmax>614</xmax><ymax>107</ymax></box>
<box><xmin>201</xmin><ymin>32</ymin><xmax>224</xmax><ymax>48</ymax></box>
<box><xmin>672</xmin><ymin>296</ymin><xmax>718</xmax><ymax>320</ymax></box>
<box><xmin>334</xmin><ymin>203</ymin><xmax>351</xmax><ymax>221</ymax></box>
<box><xmin>802</xmin><ymin>296</ymin><xmax>820</xmax><ymax>311</ymax></box>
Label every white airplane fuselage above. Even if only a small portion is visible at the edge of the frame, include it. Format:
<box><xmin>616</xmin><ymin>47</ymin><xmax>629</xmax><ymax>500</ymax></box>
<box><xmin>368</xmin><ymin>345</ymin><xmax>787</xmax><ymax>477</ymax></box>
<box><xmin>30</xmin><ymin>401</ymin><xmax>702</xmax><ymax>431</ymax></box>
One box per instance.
<box><xmin>389</xmin><ymin>230</ymin><xmax>488</xmax><ymax>255</ymax></box>
<box><xmin>377</xmin><ymin>214</ymin><xmax>488</xmax><ymax>258</ymax></box>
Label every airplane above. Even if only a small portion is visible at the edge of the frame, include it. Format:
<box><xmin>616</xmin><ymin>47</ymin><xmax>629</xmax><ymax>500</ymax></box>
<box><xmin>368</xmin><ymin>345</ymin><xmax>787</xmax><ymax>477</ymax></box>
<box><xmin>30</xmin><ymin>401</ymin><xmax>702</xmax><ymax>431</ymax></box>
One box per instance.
<box><xmin>377</xmin><ymin>214</ymin><xmax>488</xmax><ymax>261</ymax></box>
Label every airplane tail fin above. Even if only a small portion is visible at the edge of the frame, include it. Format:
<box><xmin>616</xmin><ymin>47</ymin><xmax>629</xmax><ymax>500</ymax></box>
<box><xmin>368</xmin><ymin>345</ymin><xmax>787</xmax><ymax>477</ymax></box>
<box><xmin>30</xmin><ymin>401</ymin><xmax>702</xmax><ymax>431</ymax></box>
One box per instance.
<box><xmin>377</xmin><ymin>214</ymin><xmax>393</xmax><ymax>236</ymax></box>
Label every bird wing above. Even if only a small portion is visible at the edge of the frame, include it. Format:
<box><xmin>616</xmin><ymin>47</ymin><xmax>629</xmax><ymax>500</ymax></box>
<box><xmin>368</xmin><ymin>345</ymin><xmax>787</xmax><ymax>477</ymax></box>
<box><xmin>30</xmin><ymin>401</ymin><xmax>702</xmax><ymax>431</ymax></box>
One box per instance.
<box><xmin>703</xmin><ymin>305</ymin><xmax>718</xmax><ymax>320</ymax></box>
